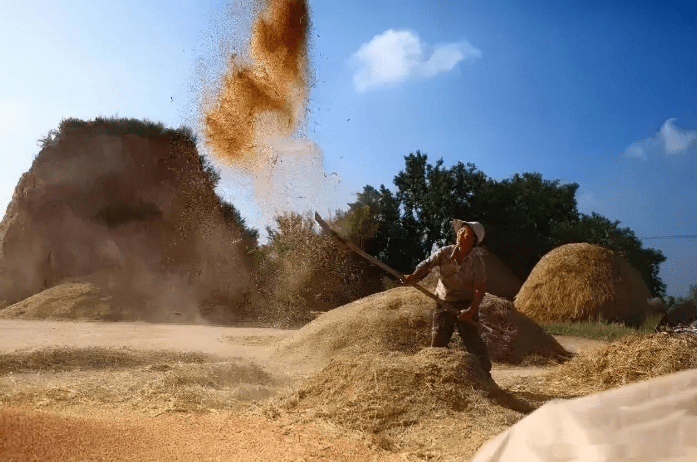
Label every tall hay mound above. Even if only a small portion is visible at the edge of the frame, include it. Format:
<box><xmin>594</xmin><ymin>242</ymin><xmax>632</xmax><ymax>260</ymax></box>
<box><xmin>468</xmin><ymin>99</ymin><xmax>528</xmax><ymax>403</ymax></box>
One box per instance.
<box><xmin>544</xmin><ymin>333</ymin><xmax>697</xmax><ymax>396</ymax></box>
<box><xmin>0</xmin><ymin>118</ymin><xmax>252</xmax><ymax>320</ymax></box>
<box><xmin>275</xmin><ymin>286</ymin><xmax>434</xmax><ymax>362</ymax></box>
<box><xmin>283</xmin><ymin>348</ymin><xmax>497</xmax><ymax>434</ymax></box>
<box><xmin>514</xmin><ymin>243</ymin><xmax>651</xmax><ymax>327</ymax></box>
<box><xmin>479</xmin><ymin>294</ymin><xmax>571</xmax><ymax>363</ymax></box>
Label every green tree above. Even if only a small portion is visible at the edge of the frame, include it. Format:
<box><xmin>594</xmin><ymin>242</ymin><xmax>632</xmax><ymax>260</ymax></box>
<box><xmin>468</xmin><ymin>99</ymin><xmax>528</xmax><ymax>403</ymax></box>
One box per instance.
<box><xmin>345</xmin><ymin>184</ymin><xmax>412</xmax><ymax>270</ymax></box>
<box><xmin>344</xmin><ymin>150</ymin><xmax>665</xmax><ymax>298</ymax></box>
<box><xmin>392</xmin><ymin>151</ymin><xmax>488</xmax><ymax>267</ymax></box>
<box><xmin>477</xmin><ymin>173</ymin><xmax>579</xmax><ymax>277</ymax></box>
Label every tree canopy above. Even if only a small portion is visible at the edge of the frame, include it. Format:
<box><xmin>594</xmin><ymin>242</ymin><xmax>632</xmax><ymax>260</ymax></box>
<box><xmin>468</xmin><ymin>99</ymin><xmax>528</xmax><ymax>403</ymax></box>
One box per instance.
<box><xmin>344</xmin><ymin>151</ymin><xmax>666</xmax><ymax>297</ymax></box>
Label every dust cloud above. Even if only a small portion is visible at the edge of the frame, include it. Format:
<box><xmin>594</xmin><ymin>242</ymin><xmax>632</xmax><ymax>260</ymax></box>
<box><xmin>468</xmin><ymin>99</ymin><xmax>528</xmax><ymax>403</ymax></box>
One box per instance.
<box><xmin>201</xmin><ymin>0</ymin><xmax>340</xmax><ymax>225</ymax></box>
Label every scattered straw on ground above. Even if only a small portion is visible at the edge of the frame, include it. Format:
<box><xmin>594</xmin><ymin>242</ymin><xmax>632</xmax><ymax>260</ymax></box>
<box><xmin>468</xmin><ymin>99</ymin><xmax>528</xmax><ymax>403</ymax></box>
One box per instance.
<box><xmin>0</xmin><ymin>347</ymin><xmax>279</xmax><ymax>416</ymax></box>
<box><xmin>543</xmin><ymin>332</ymin><xmax>697</xmax><ymax>397</ymax></box>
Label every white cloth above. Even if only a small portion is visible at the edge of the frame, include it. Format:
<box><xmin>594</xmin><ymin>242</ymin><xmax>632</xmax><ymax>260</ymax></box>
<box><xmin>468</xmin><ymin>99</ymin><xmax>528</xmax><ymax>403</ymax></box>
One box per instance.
<box><xmin>472</xmin><ymin>368</ymin><xmax>697</xmax><ymax>462</ymax></box>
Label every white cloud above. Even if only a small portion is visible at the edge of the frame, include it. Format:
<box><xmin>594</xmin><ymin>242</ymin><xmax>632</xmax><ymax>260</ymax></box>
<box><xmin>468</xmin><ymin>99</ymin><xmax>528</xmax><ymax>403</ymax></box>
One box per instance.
<box><xmin>624</xmin><ymin>118</ymin><xmax>697</xmax><ymax>160</ymax></box>
<box><xmin>351</xmin><ymin>29</ymin><xmax>481</xmax><ymax>92</ymax></box>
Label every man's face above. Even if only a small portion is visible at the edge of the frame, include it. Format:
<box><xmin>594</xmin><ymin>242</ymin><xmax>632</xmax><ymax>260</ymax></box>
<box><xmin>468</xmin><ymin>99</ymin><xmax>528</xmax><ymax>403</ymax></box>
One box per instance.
<box><xmin>456</xmin><ymin>225</ymin><xmax>474</xmax><ymax>256</ymax></box>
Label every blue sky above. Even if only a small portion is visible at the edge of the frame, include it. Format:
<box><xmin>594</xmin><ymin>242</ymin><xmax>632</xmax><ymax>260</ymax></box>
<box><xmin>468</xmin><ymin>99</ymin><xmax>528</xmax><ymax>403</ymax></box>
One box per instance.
<box><xmin>0</xmin><ymin>0</ymin><xmax>695</xmax><ymax>297</ymax></box>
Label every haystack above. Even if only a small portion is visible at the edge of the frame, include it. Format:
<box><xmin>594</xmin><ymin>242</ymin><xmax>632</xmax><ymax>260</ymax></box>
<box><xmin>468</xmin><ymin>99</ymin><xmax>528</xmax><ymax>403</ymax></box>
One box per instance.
<box><xmin>479</xmin><ymin>294</ymin><xmax>571</xmax><ymax>363</ymax></box>
<box><xmin>276</xmin><ymin>287</ymin><xmax>570</xmax><ymax>367</ymax></box>
<box><xmin>0</xmin><ymin>280</ymin><xmax>197</xmax><ymax>323</ymax></box>
<box><xmin>514</xmin><ymin>243</ymin><xmax>651</xmax><ymax>327</ymax></box>
<box><xmin>543</xmin><ymin>333</ymin><xmax>697</xmax><ymax>396</ymax></box>
<box><xmin>282</xmin><ymin>348</ymin><xmax>497</xmax><ymax>434</ymax></box>
<box><xmin>274</xmin><ymin>286</ymin><xmax>433</xmax><ymax>363</ymax></box>
<box><xmin>0</xmin><ymin>283</ymin><xmax>117</xmax><ymax>321</ymax></box>
<box><xmin>0</xmin><ymin>118</ymin><xmax>252</xmax><ymax>318</ymax></box>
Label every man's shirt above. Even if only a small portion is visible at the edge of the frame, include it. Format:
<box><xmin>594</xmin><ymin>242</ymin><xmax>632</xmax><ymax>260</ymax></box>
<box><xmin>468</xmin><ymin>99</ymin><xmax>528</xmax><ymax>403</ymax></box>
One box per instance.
<box><xmin>412</xmin><ymin>245</ymin><xmax>486</xmax><ymax>302</ymax></box>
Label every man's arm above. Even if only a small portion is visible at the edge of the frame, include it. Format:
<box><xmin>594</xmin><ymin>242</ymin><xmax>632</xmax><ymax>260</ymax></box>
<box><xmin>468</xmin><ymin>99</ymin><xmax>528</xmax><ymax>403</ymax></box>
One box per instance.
<box><xmin>401</xmin><ymin>247</ymin><xmax>447</xmax><ymax>283</ymax></box>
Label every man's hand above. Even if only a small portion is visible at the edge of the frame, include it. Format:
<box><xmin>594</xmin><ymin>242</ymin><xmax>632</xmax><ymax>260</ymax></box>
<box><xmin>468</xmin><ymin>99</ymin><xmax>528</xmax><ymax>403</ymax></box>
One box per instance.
<box><xmin>457</xmin><ymin>307</ymin><xmax>475</xmax><ymax>322</ymax></box>
<box><xmin>401</xmin><ymin>274</ymin><xmax>417</xmax><ymax>284</ymax></box>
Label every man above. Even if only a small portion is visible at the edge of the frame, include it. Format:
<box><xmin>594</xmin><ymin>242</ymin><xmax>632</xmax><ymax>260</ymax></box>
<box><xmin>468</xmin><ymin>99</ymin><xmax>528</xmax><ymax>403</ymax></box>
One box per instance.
<box><xmin>402</xmin><ymin>219</ymin><xmax>491</xmax><ymax>375</ymax></box>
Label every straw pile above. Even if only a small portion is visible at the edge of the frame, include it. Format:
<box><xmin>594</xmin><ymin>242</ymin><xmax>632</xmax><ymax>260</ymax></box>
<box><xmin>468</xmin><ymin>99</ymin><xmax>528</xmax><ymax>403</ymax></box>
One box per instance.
<box><xmin>479</xmin><ymin>294</ymin><xmax>571</xmax><ymax>363</ymax></box>
<box><xmin>274</xmin><ymin>286</ymin><xmax>433</xmax><ymax>362</ymax></box>
<box><xmin>276</xmin><ymin>287</ymin><xmax>572</xmax><ymax>367</ymax></box>
<box><xmin>543</xmin><ymin>333</ymin><xmax>697</xmax><ymax>396</ymax></box>
<box><xmin>514</xmin><ymin>243</ymin><xmax>651</xmax><ymax>327</ymax></box>
<box><xmin>279</xmin><ymin>348</ymin><xmax>497</xmax><ymax>434</ymax></box>
<box><xmin>0</xmin><ymin>282</ymin><xmax>137</xmax><ymax>321</ymax></box>
<box><xmin>0</xmin><ymin>347</ymin><xmax>277</xmax><ymax>414</ymax></box>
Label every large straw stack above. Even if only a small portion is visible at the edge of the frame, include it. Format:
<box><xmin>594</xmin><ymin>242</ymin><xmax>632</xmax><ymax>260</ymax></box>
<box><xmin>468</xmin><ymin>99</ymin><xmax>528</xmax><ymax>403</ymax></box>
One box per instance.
<box><xmin>514</xmin><ymin>243</ymin><xmax>650</xmax><ymax>327</ymax></box>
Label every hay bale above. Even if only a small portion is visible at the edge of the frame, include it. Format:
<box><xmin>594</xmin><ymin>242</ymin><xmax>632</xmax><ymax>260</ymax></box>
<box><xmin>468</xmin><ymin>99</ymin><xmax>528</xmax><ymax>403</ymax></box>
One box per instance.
<box><xmin>514</xmin><ymin>243</ymin><xmax>651</xmax><ymax>327</ymax></box>
<box><xmin>479</xmin><ymin>294</ymin><xmax>571</xmax><ymax>363</ymax></box>
<box><xmin>544</xmin><ymin>333</ymin><xmax>697</xmax><ymax>396</ymax></box>
<box><xmin>282</xmin><ymin>348</ymin><xmax>497</xmax><ymax>433</ymax></box>
<box><xmin>274</xmin><ymin>286</ymin><xmax>434</xmax><ymax>362</ymax></box>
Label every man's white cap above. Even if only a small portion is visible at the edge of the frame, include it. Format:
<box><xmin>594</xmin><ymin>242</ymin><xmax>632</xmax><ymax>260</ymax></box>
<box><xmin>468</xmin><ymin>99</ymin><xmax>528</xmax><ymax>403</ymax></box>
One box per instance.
<box><xmin>452</xmin><ymin>219</ymin><xmax>485</xmax><ymax>244</ymax></box>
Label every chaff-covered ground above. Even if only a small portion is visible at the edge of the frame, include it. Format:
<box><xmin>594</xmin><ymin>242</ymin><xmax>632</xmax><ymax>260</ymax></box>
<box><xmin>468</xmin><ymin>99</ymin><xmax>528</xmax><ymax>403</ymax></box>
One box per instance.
<box><xmin>506</xmin><ymin>333</ymin><xmax>697</xmax><ymax>402</ymax></box>
<box><xmin>0</xmin><ymin>347</ymin><xmax>279</xmax><ymax>416</ymax></box>
<box><xmin>544</xmin><ymin>333</ymin><xmax>697</xmax><ymax>395</ymax></box>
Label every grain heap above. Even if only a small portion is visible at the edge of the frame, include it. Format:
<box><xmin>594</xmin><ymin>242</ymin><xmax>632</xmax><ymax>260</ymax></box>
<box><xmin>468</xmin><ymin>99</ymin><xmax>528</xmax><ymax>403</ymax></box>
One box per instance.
<box><xmin>514</xmin><ymin>243</ymin><xmax>651</xmax><ymax>327</ymax></box>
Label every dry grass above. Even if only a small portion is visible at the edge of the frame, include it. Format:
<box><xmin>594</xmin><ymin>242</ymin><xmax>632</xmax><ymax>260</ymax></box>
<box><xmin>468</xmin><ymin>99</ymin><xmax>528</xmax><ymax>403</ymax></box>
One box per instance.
<box><xmin>0</xmin><ymin>347</ymin><xmax>279</xmax><ymax>415</ymax></box>
<box><xmin>279</xmin><ymin>349</ymin><xmax>496</xmax><ymax>433</ymax></box>
<box><xmin>256</xmin><ymin>348</ymin><xmax>530</xmax><ymax>458</ymax></box>
<box><xmin>0</xmin><ymin>347</ymin><xmax>208</xmax><ymax>375</ymax></box>
<box><xmin>515</xmin><ymin>243</ymin><xmax>651</xmax><ymax>327</ymax></box>
<box><xmin>541</xmin><ymin>332</ymin><xmax>697</xmax><ymax>397</ymax></box>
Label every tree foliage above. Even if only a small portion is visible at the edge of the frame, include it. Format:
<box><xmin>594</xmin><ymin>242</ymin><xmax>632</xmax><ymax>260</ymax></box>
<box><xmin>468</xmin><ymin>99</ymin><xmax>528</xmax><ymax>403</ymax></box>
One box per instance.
<box><xmin>342</xmin><ymin>151</ymin><xmax>666</xmax><ymax>297</ymax></box>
